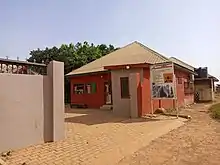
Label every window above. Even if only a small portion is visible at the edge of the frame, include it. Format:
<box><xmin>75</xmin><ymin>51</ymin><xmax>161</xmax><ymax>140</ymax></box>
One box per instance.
<box><xmin>184</xmin><ymin>81</ymin><xmax>194</xmax><ymax>94</ymax></box>
<box><xmin>85</xmin><ymin>83</ymin><xmax>97</xmax><ymax>94</ymax></box>
<box><xmin>120</xmin><ymin>77</ymin><xmax>130</xmax><ymax>98</ymax></box>
<box><xmin>177</xmin><ymin>77</ymin><xmax>182</xmax><ymax>84</ymax></box>
<box><xmin>74</xmin><ymin>84</ymin><xmax>84</xmax><ymax>94</ymax></box>
<box><xmin>184</xmin><ymin>82</ymin><xmax>189</xmax><ymax>89</ymax></box>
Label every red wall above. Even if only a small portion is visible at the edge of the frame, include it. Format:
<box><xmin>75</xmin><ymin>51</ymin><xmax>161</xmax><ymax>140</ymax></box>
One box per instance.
<box><xmin>138</xmin><ymin>68</ymin><xmax>194</xmax><ymax>116</ymax></box>
<box><xmin>151</xmin><ymin>69</ymin><xmax>194</xmax><ymax>112</ymax></box>
<box><xmin>70</xmin><ymin>73</ymin><xmax>110</xmax><ymax>108</ymax></box>
<box><xmin>141</xmin><ymin>68</ymin><xmax>152</xmax><ymax>115</ymax></box>
<box><xmin>70</xmin><ymin>68</ymin><xmax>194</xmax><ymax>115</ymax></box>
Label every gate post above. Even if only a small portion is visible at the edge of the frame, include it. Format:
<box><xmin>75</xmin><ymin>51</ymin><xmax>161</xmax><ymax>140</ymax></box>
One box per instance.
<box><xmin>47</xmin><ymin>61</ymin><xmax>65</xmax><ymax>141</ymax></box>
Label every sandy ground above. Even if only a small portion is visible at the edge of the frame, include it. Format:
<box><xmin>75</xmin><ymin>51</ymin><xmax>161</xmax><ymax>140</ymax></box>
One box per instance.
<box><xmin>1</xmin><ymin>103</ymin><xmax>219</xmax><ymax>165</ymax></box>
<box><xmin>1</xmin><ymin>109</ymin><xmax>185</xmax><ymax>165</ymax></box>
<box><xmin>118</xmin><ymin>103</ymin><xmax>220</xmax><ymax>165</ymax></box>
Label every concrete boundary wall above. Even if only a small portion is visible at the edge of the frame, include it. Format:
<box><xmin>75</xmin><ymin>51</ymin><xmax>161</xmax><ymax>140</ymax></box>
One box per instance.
<box><xmin>0</xmin><ymin>61</ymin><xmax>64</xmax><ymax>152</ymax></box>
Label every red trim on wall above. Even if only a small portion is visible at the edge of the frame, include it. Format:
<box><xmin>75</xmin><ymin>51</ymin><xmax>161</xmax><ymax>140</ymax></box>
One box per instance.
<box><xmin>136</xmin><ymin>73</ymin><xmax>142</xmax><ymax>117</ymax></box>
<box><xmin>140</xmin><ymin>68</ymin><xmax>152</xmax><ymax>115</ymax></box>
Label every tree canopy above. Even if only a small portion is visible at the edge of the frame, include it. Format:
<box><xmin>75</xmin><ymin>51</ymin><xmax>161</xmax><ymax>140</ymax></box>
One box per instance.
<box><xmin>28</xmin><ymin>41</ymin><xmax>119</xmax><ymax>103</ymax></box>
<box><xmin>28</xmin><ymin>41</ymin><xmax>119</xmax><ymax>74</ymax></box>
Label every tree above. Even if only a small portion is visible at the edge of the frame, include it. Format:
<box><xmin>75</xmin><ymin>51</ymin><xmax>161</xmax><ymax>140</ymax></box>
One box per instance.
<box><xmin>28</xmin><ymin>41</ymin><xmax>119</xmax><ymax>102</ymax></box>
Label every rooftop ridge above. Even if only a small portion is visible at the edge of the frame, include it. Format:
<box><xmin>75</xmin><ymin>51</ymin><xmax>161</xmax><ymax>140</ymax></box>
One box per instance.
<box><xmin>135</xmin><ymin>41</ymin><xmax>170</xmax><ymax>62</ymax></box>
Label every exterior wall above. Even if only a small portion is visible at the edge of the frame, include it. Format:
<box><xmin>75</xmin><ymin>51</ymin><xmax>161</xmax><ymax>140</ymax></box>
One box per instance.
<box><xmin>69</xmin><ymin>66</ymin><xmax>194</xmax><ymax>117</ymax></box>
<box><xmin>110</xmin><ymin>67</ymin><xmax>194</xmax><ymax>117</ymax></box>
<box><xmin>184</xmin><ymin>94</ymin><xmax>194</xmax><ymax>105</ymax></box>
<box><xmin>211</xmin><ymin>79</ymin><xmax>215</xmax><ymax>100</ymax></box>
<box><xmin>194</xmin><ymin>79</ymin><xmax>213</xmax><ymax>101</ymax></box>
<box><xmin>70</xmin><ymin>73</ymin><xmax>111</xmax><ymax>108</ymax></box>
<box><xmin>175</xmin><ymin>69</ymin><xmax>194</xmax><ymax>106</ymax></box>
<box><xmin>129</xmin><ymin>73</ymin><xmax>139</xmax><ymax>118</ymax></box>
<box><xmin>0</xmin><ymin>61</ymin><xmax>64</xmax><ymax>152</ymax></box>
<box><xmin>111</xmin><ymin>68</ymin><xmax>142</xmax><ymax>117</ymax></box>
<box><xmin>141</xmin><ymin>68</ymin><xmax>152</xmax><ymax>115</ymax></box>
<box><xmin>152</xmin><ymin>69</ymin><xmax>194</xmax><ymax>112</ymax></box>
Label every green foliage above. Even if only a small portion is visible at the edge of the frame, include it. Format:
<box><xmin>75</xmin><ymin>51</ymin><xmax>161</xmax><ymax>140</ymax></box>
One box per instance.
<box><xmin>209</xmin><ymin>103</ymin><xmax>220</xmax><ymax>119</ymax></box>
<box><xmin>28</xmin><ymin>42</ymin><xmax>118</xmax><ymax>74</ymax></box>
<box><xmin>28</xmin><ymin>41</ymin><xmax>119</xmax><ymax>103</ymax></box>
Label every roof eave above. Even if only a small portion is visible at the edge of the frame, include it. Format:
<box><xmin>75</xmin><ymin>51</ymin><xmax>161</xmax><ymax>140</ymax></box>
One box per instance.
<box><xmin>174</xmin><ymin>63</ymin><xmax>197</xmax><ymax>75</ymax></box>
<box><xmin>104</xmin><ymin>63</ymin><xmax>150</xmax><ymax>70</ymax></box>
<box><xmin>170</xmin><ymin>57</ymin><xmax>195</xmax><ymax>70</ymax></box>
<box><xmin>195</xmin><ymin>77</ymin><xmax>219</xmax><ymax>82</ymax></box>
<box><xmin>65</xmin><ymin>70</ymin><xmax>109</xmax><ymax>78</ymax></box>
<box><xmin>210</xmin><ymin>77</ymin><xmax>219</xmax><ymax>82</ymax></box>
<box><xmin>0</xmin><ymin>58</ymin><xmax>46</xmax><ymax>67</ymax></box>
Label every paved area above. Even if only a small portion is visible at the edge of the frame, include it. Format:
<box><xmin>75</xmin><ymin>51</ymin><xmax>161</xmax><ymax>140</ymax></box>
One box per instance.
<box><xmin>4</xmin><ymin>108</ymin><xmax>185</xmax><ymax>165</ymax></box>
<box><xmin>118</xmin><ymin>103</ymin><xmax>220</xmax><ymax>165</ymax></box>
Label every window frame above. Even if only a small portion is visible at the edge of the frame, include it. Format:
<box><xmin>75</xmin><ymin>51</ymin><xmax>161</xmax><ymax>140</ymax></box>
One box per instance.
<box><xmin>177</xmin><ymin>77</ymin><xmax>182</xmax><ymax>84</ymax></box>
<box><xmin>120</xmin><ymin>77</ymin><xmax>130</xmax><ymax>99</ymax></box>
<box><xmin>73</xmin><ymin>84</ymin><xmax>85</xmax><ymax>94</ymax></box>
<box><xmin>85</xmin><ymin>82</ymin><xmax>97</xmax><ymax>94</ymax></box>
<box><xmin>184</xmin><ymin>81</ymin><xmax>194</xmax><ymax>94</ymax></box>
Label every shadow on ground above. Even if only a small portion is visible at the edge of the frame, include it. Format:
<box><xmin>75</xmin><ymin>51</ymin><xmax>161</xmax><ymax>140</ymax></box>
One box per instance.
<box><xmin>65</xmin><ymin>108</ymin><xmax>176</xmax><ymax>125</ymax></box>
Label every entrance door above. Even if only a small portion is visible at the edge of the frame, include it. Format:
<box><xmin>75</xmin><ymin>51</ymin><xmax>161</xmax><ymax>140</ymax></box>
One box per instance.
<box><xmin>104</xmin><ymin>81</ymin><xmax>112</xmax><ymax>104</ymax></box>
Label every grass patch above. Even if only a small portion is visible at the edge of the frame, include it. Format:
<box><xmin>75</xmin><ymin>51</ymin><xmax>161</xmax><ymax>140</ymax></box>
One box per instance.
<box><xmin>209</xmin><ymin>103</ymin><xmax>220</xmax><ymax>119</ymax></box>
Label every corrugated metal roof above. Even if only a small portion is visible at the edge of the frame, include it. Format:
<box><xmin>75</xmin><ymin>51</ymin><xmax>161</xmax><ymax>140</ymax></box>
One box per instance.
<box><xmin>208</xmin><ymin>74</ymin><xmax>219</xmax><ymax>82</ymax></box>
<box><xmin>169</xmin><ymin>57</ymin><xmax>195</xmax><ymax>71</ymax></box>
<box><xmin>66</xmin><ymin>41</ymin><xmax>169</xmax><ymax>76</ymax></box>
<box><xmin>0</xmin><ymin>58</ymin><xmax>46</xmax><ymax>66</ymax></box>
<box><xmin>169</xmin><ymin>57</ymin><xmax>219</xmax><ymax>81</ymax></box>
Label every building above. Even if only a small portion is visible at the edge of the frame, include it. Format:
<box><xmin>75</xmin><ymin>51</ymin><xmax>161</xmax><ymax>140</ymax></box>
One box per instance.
<box><xmin>194</xmin><ymin>73</ymin><xmax>218</xmax><ymax>102</ymax></box>
<box><xmin>216</xmin><ymin>84</ymin><xmax>220</xmax><ymax>93</ymax></box>
<box><xmin>0</xmin><ymin>58</ymin><xmax>47</xmax><ymax>75</ymax></box>
<box><xmin>169</xmin><ymin>57</ymin><xmax>219</xmax><ymax>102</ymax></box>
<box><xmin>169</xmin><ymin>57</ymin><xmax>195</xmax><ymax>105</ymax></box>
<box><xmin>66</xmin><ymin>42</ymin><xmax>195</xmax><ymax>117</ymax></box>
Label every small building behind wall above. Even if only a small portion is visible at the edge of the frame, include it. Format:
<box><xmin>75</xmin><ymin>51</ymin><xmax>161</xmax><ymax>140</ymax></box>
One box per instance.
<box><xmin>194</xmin><ymin>74</ymin><xmax>219</xmax><ymax>102</ymax></box>
<box><xmin>169</xmin><ymin>57</ymin><xmax>219</xmax><ymax>102</ymax></box>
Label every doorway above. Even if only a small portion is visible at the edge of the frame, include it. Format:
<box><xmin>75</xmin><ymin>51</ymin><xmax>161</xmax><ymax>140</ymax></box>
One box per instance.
<box><xmin>104</xmin><ymin>81</ymin><xmax>112</xmax><ymax>105</ymax></box>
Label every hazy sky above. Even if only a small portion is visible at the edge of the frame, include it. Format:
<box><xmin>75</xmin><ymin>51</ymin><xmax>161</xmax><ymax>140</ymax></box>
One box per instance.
<box><xmin>1</xmin><ymin>0</ymin><xmax>219</xmax><ymax>78</ymax></box>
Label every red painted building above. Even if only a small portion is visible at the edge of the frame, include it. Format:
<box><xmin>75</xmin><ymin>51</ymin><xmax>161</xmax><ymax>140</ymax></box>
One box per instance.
<box><xmin>69</xmin><ymin>72</ymin><xmax>111</xmax><ymax>108</ymax></box>
<box><xmin>67</xmin><ymin>42</ymin><xmax>195</xmax><ymax>117</ymax></box>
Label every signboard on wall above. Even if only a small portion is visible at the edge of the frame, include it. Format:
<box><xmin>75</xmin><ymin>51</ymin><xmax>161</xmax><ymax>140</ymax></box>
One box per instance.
<box><xmin>150</xmin><ymin>62</ymin><xmax>176</xmax><ymax>99</ymax></box>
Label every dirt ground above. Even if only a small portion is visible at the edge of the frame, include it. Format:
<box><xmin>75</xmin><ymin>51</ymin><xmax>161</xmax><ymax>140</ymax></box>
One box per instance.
<box><xmin>2</xmin><ymin>109</ymin><xmax>185</xmax><ymax>165</ymax></box>
<box><xmin>2</xmin><ymin>102</ymin><xmax>220</xmax><ymax>165</ymax></box>
<box><xmin>118</xmin><ymin>103</ymin><xmax>220</xmax><ymax>165</ymax></box>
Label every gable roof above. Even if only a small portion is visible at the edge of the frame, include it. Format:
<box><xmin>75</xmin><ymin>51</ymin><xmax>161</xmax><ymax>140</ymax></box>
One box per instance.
<box><xmin>66</xmin><ymin>41</ymin><xmax>169</xmax><ymax>76</ymax></box>
<box><xmin>169</xmin><ymin>57</ymin><xmax>195</xmax><ymax>71</ymax></box>
<box><xmin>207</xmin><ymin>74</ymin><xmax>219</xmax><ymax>81</ymax></box>
<box><xmin>169</xmin><ymin>57</ymin><xmax>219</xmax><ymax>81</ymax></box>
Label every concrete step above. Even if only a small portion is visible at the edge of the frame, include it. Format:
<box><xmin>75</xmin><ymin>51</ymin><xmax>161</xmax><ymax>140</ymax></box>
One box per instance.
<box><xmin>100</xmin><ymin>104</ymin><xmax>113</xmax><ymax>110</ymax></box>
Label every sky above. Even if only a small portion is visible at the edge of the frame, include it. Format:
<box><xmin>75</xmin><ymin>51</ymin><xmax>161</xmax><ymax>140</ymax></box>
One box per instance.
<box><xmin>0</xmin><ymin>0</ymin><xmax>220</xmax><ymax>78</ymax></box>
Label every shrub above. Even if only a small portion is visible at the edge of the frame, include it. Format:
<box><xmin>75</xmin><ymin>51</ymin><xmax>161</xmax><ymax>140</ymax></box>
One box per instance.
<box><xmin>209</xmin><ymin>103</ymin><xmax>220</xmax><ymax>119</ymax></box>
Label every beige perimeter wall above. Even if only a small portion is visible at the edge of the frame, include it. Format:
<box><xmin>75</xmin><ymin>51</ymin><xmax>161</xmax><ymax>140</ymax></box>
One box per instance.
<box><xmin>0</xmin><ymin>61</ymin><xmax>64</xmax><ymax>152</ymax></box>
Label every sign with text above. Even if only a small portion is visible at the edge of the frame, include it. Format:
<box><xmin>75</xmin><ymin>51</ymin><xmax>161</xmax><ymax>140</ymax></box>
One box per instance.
<box><xmin>150</xmin><ymin>62</ymin><xmax>176</xmax><ymax>99</ymax></box>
